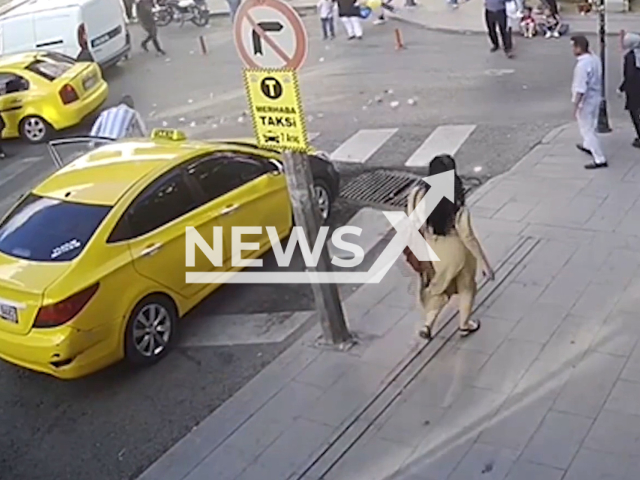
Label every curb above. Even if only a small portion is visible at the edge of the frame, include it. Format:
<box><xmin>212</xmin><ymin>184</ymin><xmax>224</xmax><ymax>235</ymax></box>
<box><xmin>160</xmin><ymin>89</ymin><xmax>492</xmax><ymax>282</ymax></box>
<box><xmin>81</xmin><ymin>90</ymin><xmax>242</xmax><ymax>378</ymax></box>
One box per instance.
<box><xmin>390</xmin><ymin>13</ymin><xmax>629</xmax><ymax>36</ymax></box>
<box><xmin>207</xmin><ymin>3</ymin><xmax>317</xmax><ymax>18</ymax></box>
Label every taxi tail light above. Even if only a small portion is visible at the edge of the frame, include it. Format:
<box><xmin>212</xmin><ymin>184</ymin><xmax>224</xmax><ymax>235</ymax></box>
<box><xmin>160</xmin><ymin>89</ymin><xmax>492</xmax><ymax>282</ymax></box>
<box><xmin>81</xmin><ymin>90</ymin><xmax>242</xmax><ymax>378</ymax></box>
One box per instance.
<box><xmin>34</xmin><ymin>284</ymin><xmax>99</xmax><ymax>328</ymax></box>
<box><xmin>60</xmin><ymin>84</ymin><xmax>79</xmax><ymax>104</ymax></box>
<box><xmin>77</xmin><ymin>23</ymin><xmax>88</xmax><ymax>49</ymax></box>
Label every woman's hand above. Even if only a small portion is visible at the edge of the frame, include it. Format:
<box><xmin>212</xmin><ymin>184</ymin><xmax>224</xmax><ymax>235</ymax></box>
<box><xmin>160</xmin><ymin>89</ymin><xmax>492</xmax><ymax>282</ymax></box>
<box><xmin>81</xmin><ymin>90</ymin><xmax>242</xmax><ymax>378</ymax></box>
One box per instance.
<box><xmin>482</xmin><ymin>264</ymin><xmax>495</xmax><ymax>281</ymax></box>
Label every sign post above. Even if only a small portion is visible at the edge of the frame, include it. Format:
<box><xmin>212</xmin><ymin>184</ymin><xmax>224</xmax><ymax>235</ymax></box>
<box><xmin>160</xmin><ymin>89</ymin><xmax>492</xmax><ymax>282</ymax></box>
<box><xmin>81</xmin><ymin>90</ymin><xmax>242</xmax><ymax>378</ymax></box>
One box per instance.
<box><xmin>235</xmin><ymin>1</ymin><xmax>352</xmax><ymax>347</ymax></box>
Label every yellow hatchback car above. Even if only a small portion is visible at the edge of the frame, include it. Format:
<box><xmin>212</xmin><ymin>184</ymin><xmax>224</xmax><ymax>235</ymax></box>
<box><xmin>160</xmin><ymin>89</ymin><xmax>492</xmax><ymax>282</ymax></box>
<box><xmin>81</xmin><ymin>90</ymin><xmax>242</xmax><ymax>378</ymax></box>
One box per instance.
<box><xmin>0</xmin><ymin>51</ymin><xmax>108</xmax><ymax>143</ymax></box>
<box><xmin>0</xmin><ymin>130</ymin><xmax>339</xmax><ymax>379</ymax></box>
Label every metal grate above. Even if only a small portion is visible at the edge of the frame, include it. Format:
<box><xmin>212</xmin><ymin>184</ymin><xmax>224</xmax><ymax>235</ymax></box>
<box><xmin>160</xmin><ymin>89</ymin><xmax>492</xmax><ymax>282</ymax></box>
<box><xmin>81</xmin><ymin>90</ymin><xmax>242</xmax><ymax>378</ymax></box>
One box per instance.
<box><xmin>339</xmin><ymin>169</ymin><xmax>482</xmax><ymax>210</ymax></box>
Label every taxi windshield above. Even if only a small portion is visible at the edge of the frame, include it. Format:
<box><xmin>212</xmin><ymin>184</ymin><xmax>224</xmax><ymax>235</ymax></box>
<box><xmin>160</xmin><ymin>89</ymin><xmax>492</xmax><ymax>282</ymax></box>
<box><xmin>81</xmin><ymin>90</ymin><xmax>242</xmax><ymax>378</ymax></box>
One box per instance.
<box><xmin>0</xmin><ymin>194</ymin><xmax>110</xmax><ymax>262</ymax></box>
<box><xmin>26</xmin><ymin>55</ymin><xmax>75</xmax><ymax>81</ymax></box>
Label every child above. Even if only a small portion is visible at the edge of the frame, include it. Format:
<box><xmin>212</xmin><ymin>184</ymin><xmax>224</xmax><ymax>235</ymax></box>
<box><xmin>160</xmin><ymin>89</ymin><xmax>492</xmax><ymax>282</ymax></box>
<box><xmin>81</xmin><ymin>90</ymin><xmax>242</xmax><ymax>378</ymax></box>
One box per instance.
<box><xmin>520</xmin><ymin>7</ymin><xmax>536</xmax><ymax>37</ymax></box>
<box><xmin>317</xmin><ymin>0</ymin><xmax>336</xmax><ymax>39</ymax></box>
<box><xmin>541</xmin><ymin>8</ymin><xmax>560</xmax><ymax>38</ymax></box>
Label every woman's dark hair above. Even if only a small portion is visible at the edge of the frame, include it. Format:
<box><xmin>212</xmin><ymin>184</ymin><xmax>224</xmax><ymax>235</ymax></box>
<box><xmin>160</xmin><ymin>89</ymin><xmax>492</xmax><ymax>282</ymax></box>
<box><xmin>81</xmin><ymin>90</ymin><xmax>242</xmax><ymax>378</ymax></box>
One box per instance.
<box><xmin>425</xmin><ymin>154</ymin><xmax>465</xmax><ymax>236</ymax></box>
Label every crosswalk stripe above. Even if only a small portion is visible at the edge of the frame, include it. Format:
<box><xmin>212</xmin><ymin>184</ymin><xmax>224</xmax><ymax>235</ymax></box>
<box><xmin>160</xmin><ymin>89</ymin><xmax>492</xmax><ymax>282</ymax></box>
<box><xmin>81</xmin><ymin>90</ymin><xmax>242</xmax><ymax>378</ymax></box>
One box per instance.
<box><xmin>329</xmin><ymin>207</ymin><xmax>391</xmax><ymax>260</ymax></box>
<box><xmin>330</xmin><ymin>128</ymin><xmax>397</xmax><ymax>164</ymax></box>
<box><xmin>404</xmin><ymin>124</ymin><xmax>476</xmax><ymax>167</ymax></box>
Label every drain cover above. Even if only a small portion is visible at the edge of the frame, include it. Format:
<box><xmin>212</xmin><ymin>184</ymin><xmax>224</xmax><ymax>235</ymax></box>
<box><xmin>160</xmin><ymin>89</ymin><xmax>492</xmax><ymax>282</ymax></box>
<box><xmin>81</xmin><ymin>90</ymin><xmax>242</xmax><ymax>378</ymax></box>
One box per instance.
<box><xmin>339</xmin><ymin>170</ymin><xmax>421</xmax><ymax>210</ymax></box>
<box><xmin>339</xmin><ymin>169</ymin><xmax>481</xmax><ymax>210</ymax></box>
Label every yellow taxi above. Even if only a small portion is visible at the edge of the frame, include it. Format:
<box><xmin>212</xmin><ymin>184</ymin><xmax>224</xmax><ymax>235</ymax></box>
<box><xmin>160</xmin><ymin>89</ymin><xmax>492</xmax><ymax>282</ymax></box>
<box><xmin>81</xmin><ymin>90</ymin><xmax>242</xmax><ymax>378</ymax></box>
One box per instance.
<box><xmin>0</xmin><ymin>51</ymin><xmax>108</xmax><ymax>143</ymax></box>
<box><xmin>0</xmin><ymin>129</ymin><xmax>339</xmax><ymax>379</ymax></box>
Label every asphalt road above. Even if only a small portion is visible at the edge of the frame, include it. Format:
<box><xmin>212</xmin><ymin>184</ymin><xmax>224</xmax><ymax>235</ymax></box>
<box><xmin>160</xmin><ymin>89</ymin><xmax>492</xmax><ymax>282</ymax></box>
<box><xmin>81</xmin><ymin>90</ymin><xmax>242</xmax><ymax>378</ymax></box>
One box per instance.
<box><xmin>0</xmin><ymin>15</ymin><xmax>632</xmax><ymax>480</ymax></box>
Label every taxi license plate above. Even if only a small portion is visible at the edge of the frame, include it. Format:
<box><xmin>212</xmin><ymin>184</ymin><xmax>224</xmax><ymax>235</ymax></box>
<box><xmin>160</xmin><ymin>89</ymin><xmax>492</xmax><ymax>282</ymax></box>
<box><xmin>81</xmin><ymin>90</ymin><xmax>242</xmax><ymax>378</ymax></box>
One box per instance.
<box><xmin>83</xmin><ymin>75</ymin><xmax>96</xmax><ymax>91</ymax></box>
<box><xmin>0</xmin><ymin>304</ymin><xmax>17</xmax><ymax>323</ymax></box>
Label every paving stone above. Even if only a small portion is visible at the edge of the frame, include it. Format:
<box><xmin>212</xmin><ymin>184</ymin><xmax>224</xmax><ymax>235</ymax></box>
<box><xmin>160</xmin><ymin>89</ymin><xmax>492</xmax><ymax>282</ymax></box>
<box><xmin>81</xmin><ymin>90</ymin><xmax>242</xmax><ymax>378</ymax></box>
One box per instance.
<box><xmin>493</xmin><ymin>202</ymin><xmax>536</xmax><ymax>222</ymax></box>
<box><xmin>295</xmin><ymin>351</ymin><xmax>355</xmax><ymax>389</ymax></box>
<box><xmin>570</xmin><ymin>282</ymin><xmax>624</xmax><ymax>318</ymax></box>
<box><xmin>239</xmin><ymin>418</ymin><xmax>334</xmax><ymax>480</ymax></box>
<box><xmin>520</xmin><ymin>411</ymin><xmax>593</xmax><ymax>469</ymax></box>
<box><xmin>374</xmin><ymin>400</ymin><xmax>447</xmax><ymax>448</ymax></box>
<box><xmin>535</xmin><ymin>315</ymin><xmax>598</xmax><ymax>367</ymax></box>
<box><xmin>182</xmin><ymin>444</ymin><xmax>253</xmax><ymax>480</ymax></box>
<box><xmin>504</xmin><ymin>459</ymin><xmax>564</xmax><ymax>480</ymax></box>
<box><xmin>402</xmin><ymin>436</ymin><xmax>476</xmax><ymax>480</ymax></box>
<box><xmin>616</xmin><ymin>280</ymin><xmax>640</xmax><ymax>313</ymax></box>
<box><xmin>477</xmin><ymin>394</ymin><xmax>554</xmax><ymax>454</ymax></box>
<box><xmin>521</xmin><ymin>224</ymin><xmax>596</xmax><ymax>244</ymax></box>
<box><xmin>537</xmin><ymin>265</ymin><xmax>591</xmax><ymax>307</ymax></box>
<box><xmin>351</xmin><ymin>305</ymin><xmax>411</xmax><ymax>337</ymax></box>
<box><xmin>619</xmin><ymin>341</ymin><xmax>640</xmax><ymax>383</ymax></box>
<box><xmin>483</xmin><ymin>283</ymin><xmax>544</xmax><ymax>322</ymax></box>
<box><xmin>603</xmin><ymin>379</ymin><xmax>640</xmax><ymax>417</ymax></box>
<box><xmin>508</xmin><ymin>303</ymin><xmax>567</xmax><ymax>344</ymax></box>
<box><xmin>455</xmin><ymin>316</ymin><xmax>514</xmax><ymax>355</ymax></box>
<box><xmin>223</xmin><ymin>382</ymin><xmax>325</xmax><ymax>460</ymax></box>
<box><xmin>322</xmin><ymin>437</ymin><xmax>413</xmax><ymax>480</ymax></box>
<box><xmin>302</xmin><ymin>361</ymin><xmax>388</xmax><ymax>427</ymax></box>
<box><xmin>472</xmin><ymin>217</ymin><xmax>527</xmax><ymax>236</ymax></box>
<box><xmin>593</xmin><ymin>249</ymin><xmax>640</xmax><ymax>287</ymax></box>
<box><xmin>359</xmin><ymin>312</ymin><xmax>421</xmax><ymax>368</ymax></box>
<box><xmin>471</xmin><ymin>339</ymin><xmax>542</xmax><ymax>393</ymax></box>
<box><xmin>583</xmin><ymin>410</ymin><xmax>640</xmax><ymax>457</ymax></box>
<box><xmin>448</xmin><ymin>442</ymin><xmax>518</xmax><ymax>480</ymax></box>
<box><xmin>553</xmin><ymin>351</ymin><xmax>626</xmax><ymax>419</ymax></box>
<box><xmin>593</xmin><ymin>311</ymin><xmax>639</xmax><ymax>357</ymax></box>
<box><xmin>563</xmin><ymin>447</ymin><xmax>638</xmax><ymax>480</ymax></box>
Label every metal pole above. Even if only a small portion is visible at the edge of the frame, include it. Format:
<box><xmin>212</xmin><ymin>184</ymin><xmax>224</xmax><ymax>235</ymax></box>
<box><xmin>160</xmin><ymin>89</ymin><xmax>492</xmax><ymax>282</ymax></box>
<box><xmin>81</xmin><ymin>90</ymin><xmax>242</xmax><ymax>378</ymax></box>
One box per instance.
<box><xmin>597</xmin><ymin>0</ymin><xmax>612</xmax><ymax>133</ymax></box>
<box><xmin>282</xmin><ymin>150</ymin><xmax>352</xmax><ymax>346</ymax></box>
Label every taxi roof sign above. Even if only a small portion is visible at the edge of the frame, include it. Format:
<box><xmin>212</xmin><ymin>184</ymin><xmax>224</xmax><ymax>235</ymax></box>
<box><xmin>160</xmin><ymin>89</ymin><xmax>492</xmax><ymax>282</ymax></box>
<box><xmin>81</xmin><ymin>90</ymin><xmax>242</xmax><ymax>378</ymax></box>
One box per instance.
<box><xmin>151</xmin><ymin>128</ymin><xmax>187</xmax><ymax>141</ymax></box>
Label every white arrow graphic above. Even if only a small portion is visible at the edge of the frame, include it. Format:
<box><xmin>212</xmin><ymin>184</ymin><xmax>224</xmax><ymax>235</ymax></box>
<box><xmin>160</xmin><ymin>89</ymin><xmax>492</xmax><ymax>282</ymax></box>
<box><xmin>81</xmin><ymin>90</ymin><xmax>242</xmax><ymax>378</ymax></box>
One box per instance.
<box><xmin>185</xmin><ymin>170</ymin><xmax>455</xmax><ymax>284</ymax></box>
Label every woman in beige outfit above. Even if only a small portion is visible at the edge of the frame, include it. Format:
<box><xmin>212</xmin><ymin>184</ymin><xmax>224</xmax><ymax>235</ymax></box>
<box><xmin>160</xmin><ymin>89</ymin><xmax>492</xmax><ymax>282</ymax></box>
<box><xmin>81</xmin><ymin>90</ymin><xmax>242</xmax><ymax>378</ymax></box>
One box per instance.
<box><xmin>407</xmin><ymin>155</ymin><xmax>494</xmax><ymax>341</ymax></box>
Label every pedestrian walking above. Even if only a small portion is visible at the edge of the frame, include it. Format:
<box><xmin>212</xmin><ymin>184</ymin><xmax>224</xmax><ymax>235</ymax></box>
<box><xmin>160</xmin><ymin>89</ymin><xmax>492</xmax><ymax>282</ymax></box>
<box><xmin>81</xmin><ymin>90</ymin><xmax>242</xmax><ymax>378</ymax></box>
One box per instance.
<box><xmin>90</xmin><ymin>95</ymin><xmax>147</xmax><ymax>140</ymax></box>
<box><xmin>336</xmin><ymin>0</ymin><xmax>363</xmax><ymax>40</ymax></box>
<box><xmin>571</xmin><ymin>35</ymin><xmax>608</xmax><ymax>169</ymax></box>
<box><xmin>0</xmin><ymin>114</ymin><xmax>7</xmax><ymax>159</ymax></box>
<box><xmin>227</xmin><ymin>0</ymin><xmax>241</xmax><ymax>22</ymax></box>
<box><xmin>404</xmin><ymin>155</ymin><xmax>494</xmax><ymax>341</ymax></box>
<box><xmin>618</xmin><ymin>32</ymin><xmax>640</xmax><ymax>149</ymax></box>
<box><xmin>317</xmin><ymin>0</ymin><xmax>336</xmax><ymax>39</ymax></box>
<box><xmin>484</xmin><ymin>0</ymin><xmax>513</xmax><ymax>58</ymax></box>
<box><xmin>122</xmin><ymin>0</ymin><xmax>135</xmax><ymax>22</ymax></box>
<box><xmin>137</xmin><ymin>0</ymin><xmax>166</xmax><ymax>55</ymax></box>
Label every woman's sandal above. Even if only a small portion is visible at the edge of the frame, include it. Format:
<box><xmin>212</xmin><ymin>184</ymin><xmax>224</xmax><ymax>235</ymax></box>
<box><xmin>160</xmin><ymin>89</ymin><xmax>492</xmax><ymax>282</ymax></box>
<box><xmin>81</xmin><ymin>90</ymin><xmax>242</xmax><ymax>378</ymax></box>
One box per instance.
<box><xmin>459</xmin><ymin>320</ymin><xmax>481</xmax><ymax>337</ymax></box>
<box><xmin>418</xmin><ymin>326</ymin><xmax>432</xmax><ymax>341</ymax></box>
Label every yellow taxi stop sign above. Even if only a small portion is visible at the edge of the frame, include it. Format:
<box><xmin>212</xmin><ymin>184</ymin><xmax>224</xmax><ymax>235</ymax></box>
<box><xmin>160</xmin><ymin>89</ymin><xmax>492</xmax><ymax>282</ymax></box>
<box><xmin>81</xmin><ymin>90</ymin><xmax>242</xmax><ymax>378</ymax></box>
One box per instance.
<box><xmin>243</xmin><ymin>69</ymin><xmax>309</xmax><ymax>152</ymax></box>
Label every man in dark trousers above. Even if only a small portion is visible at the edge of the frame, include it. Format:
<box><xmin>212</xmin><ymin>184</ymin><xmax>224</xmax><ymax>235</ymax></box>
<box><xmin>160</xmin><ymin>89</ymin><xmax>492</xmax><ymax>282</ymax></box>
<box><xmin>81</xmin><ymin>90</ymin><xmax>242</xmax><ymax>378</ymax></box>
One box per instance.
<box><xmin>137</xmin><ymin>0</ymin><xmax>166</xmax><ymax>55</ymax></box>
<box><xmin>0</xmin><ymin>113</ymin><xmax>6</xmax><ymax>159</ymax></box>
<box><xmin>485</xmin><ymin>0</ymin><xmax>513</xmax><ymax>58</ymax></box>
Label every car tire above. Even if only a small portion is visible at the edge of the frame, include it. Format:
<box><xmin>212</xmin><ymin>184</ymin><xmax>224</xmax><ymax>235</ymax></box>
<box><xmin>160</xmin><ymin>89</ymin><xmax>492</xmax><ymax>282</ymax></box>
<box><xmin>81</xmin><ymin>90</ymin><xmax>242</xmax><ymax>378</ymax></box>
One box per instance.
<box><xmin>314</xmin><ymin>178</ymin><xmax>333</xmax><ymax>222</ymax></box>
<box><xmin>124</xmin><ymin>294</ymin><xmax>177</xmax><ymax>366</ymax></box>
<box><xmin>19</xmin><ymin>116</ymin><xmax>52</xmax><ymax>144</ymax></box>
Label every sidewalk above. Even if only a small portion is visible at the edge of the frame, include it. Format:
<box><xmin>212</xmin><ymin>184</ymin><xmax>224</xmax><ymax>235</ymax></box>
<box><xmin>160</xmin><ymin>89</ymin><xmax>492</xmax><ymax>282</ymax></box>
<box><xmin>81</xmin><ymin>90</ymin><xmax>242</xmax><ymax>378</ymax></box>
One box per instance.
<box><xmin>138</xmin><ymin>120</ymin><xmax>640</xmax><ymax>480</ymax></box>
<box><xmin>388</xmin><ymin>0</ymin><xmax>640</xmax><ymax>35</ymax></box>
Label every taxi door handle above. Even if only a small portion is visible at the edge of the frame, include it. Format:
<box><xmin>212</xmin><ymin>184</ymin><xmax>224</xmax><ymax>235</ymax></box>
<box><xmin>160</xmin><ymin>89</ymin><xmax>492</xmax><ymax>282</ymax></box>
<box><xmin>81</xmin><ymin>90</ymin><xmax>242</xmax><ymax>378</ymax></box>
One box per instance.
<box><xmin>220</xmin><ymin>205</ymin><xmax>238</xmax><ymax>216</ymax></box>
<box><xmin>140</xmin><ymin>243</ymin><xmax>162</xmax><ymax>257</ymax></box>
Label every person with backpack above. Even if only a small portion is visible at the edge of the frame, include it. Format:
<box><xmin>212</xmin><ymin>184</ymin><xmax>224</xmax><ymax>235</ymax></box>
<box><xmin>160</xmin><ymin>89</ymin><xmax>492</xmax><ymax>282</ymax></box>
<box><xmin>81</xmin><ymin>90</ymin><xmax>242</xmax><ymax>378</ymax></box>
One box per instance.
<box><xmin>404</xmin><ymin>155</ymin><xmax>494</xmax><ymax>341</ymax></box>
<box><xmin>619</xmin><ymin>32</ymin><xmax>640</xmax><ymax>148</ymax></box>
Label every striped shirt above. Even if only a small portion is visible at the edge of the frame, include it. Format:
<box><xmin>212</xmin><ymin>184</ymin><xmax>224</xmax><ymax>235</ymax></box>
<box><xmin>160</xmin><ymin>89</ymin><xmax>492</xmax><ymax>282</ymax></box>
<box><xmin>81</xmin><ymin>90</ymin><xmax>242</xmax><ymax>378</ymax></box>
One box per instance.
<box><xmin>90</xmin><ymin>104</ymin><xmax>147</xmax><ymax>139</ymax></box>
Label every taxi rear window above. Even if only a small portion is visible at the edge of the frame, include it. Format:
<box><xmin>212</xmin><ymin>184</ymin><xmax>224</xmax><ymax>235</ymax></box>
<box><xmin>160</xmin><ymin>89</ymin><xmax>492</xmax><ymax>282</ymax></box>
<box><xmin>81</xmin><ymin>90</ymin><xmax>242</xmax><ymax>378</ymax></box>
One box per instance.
<box><xmin>0</xmin><ymin>194</ymin><xmax>110</xmax><ymax>262</ymax></box>
<box><xmin>26</xmin><ymin>59</ymin><xmax>73</xmax><ymax>81</ymax></box>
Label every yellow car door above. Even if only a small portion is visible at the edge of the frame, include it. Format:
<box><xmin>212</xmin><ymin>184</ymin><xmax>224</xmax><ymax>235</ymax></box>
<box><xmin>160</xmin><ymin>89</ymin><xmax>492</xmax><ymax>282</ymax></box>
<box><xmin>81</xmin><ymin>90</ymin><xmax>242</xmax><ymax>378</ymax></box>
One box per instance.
<box><xmin>183</xmin><ymin>151</ymin><xmax>292</xmax><ymax>269</ymax></box>
<box><xmin>114</xmin><ymin>165</ymin><xmax>208</xmax><ymax>299</ymax></box>
<box><xmin>0</xmin><ymin>72</ymin><xmax>30</xmax><ymax>138</ymax></box>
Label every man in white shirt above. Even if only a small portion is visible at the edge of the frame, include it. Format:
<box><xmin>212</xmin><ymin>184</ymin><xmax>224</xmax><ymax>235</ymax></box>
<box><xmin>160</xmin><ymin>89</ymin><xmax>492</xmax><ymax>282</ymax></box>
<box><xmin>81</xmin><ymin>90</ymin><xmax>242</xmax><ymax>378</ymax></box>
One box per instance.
<box><xmin>90</xmin><ymin>95</ymin><xmax>147</xmax><ymax>140</ymax></box>
<box><xmin>571</xmin><ymin>35</ymin><xmax>607</xmax><ymax>169</ymax></box>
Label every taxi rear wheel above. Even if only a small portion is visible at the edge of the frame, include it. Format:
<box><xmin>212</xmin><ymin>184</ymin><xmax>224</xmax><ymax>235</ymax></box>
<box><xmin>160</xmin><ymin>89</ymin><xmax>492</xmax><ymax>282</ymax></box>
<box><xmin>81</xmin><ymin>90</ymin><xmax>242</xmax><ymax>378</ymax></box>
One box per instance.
<box><xmin>19</xmin><ymin>116</ymin><xmax>52</xmax><ymax>144</ymax></box>
<box><xmin>124</xmin><ymin>295</ymin><xmax>177</xmax><ymax>366</ymax></box>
